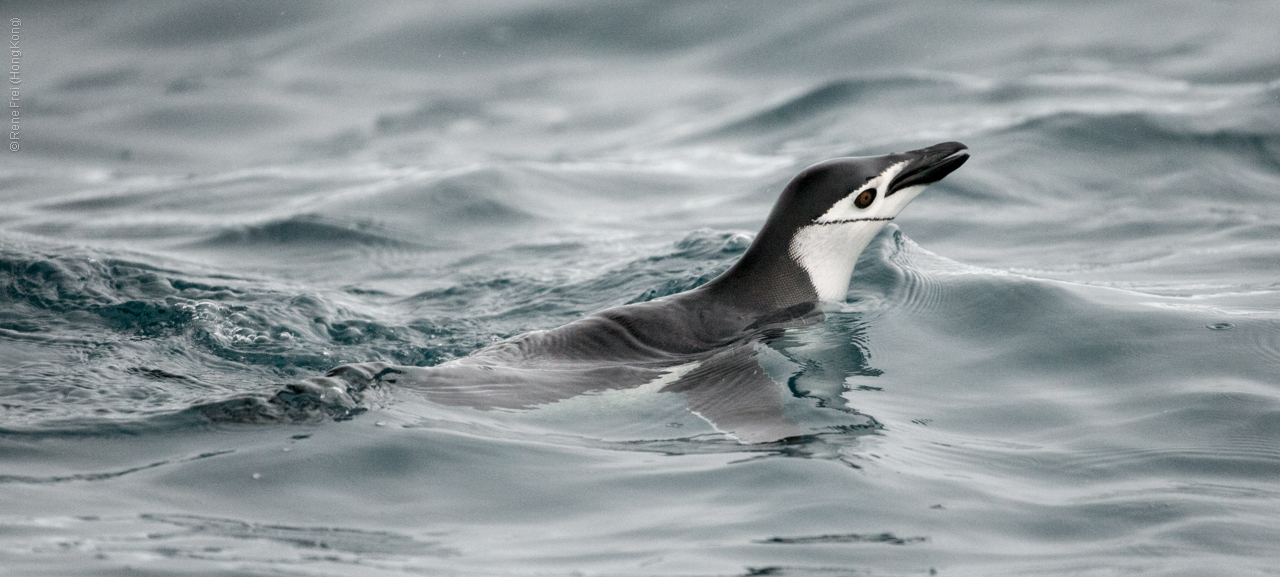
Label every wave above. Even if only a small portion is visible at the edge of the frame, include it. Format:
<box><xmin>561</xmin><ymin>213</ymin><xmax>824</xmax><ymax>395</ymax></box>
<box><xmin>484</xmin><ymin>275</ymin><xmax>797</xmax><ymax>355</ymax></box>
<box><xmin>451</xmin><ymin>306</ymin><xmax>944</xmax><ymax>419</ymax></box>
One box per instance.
<box><xmin>192</xmin><ymin>215</ymin><xmax>420</xmax><ymax>249</ymax></box>
<box><xmin>112</xmin><ymin>1</ymin><xmax>327</xmax><ymax>47</ymax></box>
<box><xmin>330</xmin><ymin>1</ymin><xmax>773</xmax><ymax>69</ymax></box>
<box><xmin>139</xmin><ymin>513</ymin><xmax>455</xmax><ymax>557</ymax></box>
<box><xmin>311</xmin><ymin>168</ymin><xmax>538</xmax><ymax>235</ymax></box>
<box><xmin>995</xmin><ymin>110</ymin><xmax>1280</xmax><ymax>174</ymax></box>
<box><xmin>0</xmin><ymin>247</ymin><xmax>202</xmax><ymax>313</ymax></box>
<box><xmin>0</xmin><ymin>241</ymin><xmax>454</xmax><ymax>432</ymax></box>
<box><xmin>0</xmin><ymin>365</ymin><xmax>387</xmax><ymax>438</ymax></box>
<box><xmin>708</xmin><ymin>77</ymin><xmax>942</xmax><ymax>138</ymax></box>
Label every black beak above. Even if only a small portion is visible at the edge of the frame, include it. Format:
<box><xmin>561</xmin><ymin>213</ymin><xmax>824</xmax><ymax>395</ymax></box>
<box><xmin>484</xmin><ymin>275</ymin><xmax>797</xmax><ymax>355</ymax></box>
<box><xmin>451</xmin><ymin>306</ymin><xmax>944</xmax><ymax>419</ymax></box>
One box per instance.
<box><xmin>887</xmin><ymin>141</ymin><xmax>969</xmax><ymax>196</ymax></box>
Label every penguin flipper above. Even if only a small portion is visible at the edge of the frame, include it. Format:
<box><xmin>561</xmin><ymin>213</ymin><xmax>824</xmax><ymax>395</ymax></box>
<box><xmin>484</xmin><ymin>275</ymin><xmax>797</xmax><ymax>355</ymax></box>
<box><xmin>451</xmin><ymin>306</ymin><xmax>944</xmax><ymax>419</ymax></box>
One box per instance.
<box><xmin>660</xmin><ymin>343</ymin><xmax>809</xmax><ymax>444</ymax></box>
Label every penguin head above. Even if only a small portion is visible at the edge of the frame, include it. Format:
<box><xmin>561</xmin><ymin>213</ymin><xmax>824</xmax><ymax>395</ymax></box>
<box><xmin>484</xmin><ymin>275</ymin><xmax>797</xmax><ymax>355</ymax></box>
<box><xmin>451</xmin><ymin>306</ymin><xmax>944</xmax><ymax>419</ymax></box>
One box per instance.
<box><xmin>774</xmin><ymin>141</ymin><xmax>969</xmax><ymax>301</ymax></box>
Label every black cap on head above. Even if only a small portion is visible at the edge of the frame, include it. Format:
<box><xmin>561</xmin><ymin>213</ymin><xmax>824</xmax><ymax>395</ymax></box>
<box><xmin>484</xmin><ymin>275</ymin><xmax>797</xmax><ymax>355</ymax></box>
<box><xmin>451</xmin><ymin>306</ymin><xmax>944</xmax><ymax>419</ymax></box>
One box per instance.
<box><xmin>752</xmin><ymin>141</ymin><xmax>969</xmax><ymax>240</ymax></box>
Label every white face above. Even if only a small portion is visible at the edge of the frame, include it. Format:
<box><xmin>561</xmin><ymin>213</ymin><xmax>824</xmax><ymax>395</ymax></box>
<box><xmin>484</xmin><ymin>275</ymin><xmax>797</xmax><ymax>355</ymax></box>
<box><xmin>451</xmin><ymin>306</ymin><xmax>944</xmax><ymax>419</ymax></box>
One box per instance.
<box><xmin>788</xmin><ymin>161</ymin><xmax>929</xmax><ymax>302</ymax></box>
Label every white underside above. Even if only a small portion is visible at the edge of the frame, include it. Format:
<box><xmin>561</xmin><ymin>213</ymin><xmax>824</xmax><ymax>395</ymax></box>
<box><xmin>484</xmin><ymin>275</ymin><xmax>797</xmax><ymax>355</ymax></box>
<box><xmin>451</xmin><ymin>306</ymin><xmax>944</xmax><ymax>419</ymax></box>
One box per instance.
<box><xmin>789</xmin><ymin>221</ymin><xmax>887</xmax><ymax>301</ymax></box>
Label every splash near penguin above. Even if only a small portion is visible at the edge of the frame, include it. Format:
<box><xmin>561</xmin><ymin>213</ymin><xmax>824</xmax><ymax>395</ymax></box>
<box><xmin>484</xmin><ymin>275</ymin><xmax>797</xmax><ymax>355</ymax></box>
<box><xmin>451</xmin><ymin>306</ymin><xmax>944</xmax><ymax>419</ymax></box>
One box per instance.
<box><xmin>285</xmin><ymin>142</ymin><xmax>969</xmax><ymax>443</ymax></box>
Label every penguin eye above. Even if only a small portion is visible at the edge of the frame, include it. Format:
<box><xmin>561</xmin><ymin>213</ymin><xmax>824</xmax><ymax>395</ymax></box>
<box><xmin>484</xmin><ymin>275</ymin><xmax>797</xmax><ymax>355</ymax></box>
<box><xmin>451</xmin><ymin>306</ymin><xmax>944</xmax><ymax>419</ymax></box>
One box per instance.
<box><xmin>853</xmin><ymin>188</ymin><xmax>876</xmax><ymax>209</ymax></box>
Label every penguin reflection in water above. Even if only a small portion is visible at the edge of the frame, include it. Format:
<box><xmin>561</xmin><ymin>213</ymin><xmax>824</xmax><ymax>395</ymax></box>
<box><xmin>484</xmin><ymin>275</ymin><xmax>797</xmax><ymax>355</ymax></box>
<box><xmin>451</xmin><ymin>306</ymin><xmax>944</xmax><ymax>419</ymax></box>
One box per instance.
<box><xmin>296</xmin><ymin>142</ymin><xmax>969</xmax><ymax>443</ymax></box>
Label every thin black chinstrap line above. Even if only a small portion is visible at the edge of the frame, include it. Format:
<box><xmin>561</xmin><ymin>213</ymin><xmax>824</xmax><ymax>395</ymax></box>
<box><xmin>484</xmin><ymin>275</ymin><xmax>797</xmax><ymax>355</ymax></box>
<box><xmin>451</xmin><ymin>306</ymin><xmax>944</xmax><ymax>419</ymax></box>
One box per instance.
<box><xmin>811</xmin><ymin>217</ymin><xmax>895</xmax><ymax>225</ymax></box>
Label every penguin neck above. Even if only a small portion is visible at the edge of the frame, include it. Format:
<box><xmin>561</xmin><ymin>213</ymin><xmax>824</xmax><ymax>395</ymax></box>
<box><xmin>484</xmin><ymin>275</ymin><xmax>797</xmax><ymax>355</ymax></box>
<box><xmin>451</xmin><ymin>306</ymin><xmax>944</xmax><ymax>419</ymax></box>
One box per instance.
<box><xmin>699</xmin><ymin>225</ymin><xmax>820</xmax><ymax>314</ymax></box>
<box><xmin>701</xmin><ymin>219</ymin><xmax>887</xmax><ymax>312</ymax></box>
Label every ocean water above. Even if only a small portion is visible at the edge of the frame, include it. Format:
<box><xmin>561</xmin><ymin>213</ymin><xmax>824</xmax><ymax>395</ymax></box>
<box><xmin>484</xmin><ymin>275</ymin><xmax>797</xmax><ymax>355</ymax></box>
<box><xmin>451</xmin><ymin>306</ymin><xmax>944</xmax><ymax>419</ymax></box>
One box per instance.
<box><xmin>3</xmin><ymin>1</ymin><xmax>1280</xmax><ymax>575</ymax></box>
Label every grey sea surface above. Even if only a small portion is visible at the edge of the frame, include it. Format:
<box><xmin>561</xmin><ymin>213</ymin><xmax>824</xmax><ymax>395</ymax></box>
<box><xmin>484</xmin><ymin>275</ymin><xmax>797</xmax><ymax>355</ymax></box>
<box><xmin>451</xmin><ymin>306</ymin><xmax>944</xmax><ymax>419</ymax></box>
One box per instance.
<box><xmin>3</xmin><ymin>1</ymin><xmax>1280</xmax><ymax>575</ymax></box>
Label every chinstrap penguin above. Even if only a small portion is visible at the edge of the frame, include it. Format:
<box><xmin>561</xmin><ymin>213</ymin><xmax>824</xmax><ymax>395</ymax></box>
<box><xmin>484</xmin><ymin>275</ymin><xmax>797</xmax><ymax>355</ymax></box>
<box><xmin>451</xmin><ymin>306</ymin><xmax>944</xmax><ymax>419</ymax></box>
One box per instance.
<box><xmin>284</xmin><ymin>142</ymin><xmax>969</xmax><ymax>442</ymax></box>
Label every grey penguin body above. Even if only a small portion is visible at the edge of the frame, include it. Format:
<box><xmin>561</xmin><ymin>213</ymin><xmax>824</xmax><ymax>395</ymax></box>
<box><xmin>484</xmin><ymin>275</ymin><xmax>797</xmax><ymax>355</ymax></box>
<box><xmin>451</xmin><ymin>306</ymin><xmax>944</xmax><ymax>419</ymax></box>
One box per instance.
<box><xmin>302</xmin><ymin>142</ymin><xmax>970</xmax><ymax>442</ymax></box>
